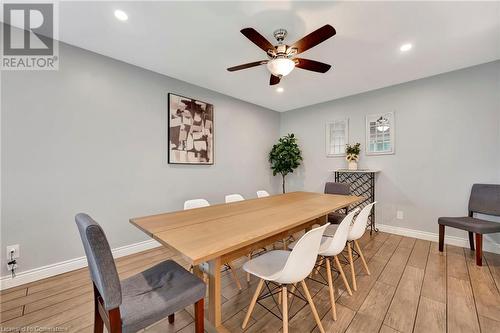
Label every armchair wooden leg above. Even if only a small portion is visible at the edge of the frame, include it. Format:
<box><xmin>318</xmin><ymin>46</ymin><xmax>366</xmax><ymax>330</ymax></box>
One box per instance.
<box><xmin>194</xmin><ymin>299</ymin><xmax>204</xmax><ymax>333</ymax></box>
<box><xmin>325</xmin><ymin>258</ymin><xmax>337</xmax><ymax>321</ymax></box>
<box><xmin>334</xmin><ymin>255</ymin><xmax>352</xmax><ymax>296</ymax></box>
<box><xmin>354</xmin><ymin>240</ymin><xmax>370</xmax><ymax>275</ymax></box>
<box><xmin>282</xmin><ymin>286</ymin><xmax>288</xmax><ymax>333</ymax></box>
<box><xmin>475</xmin><ymin>234</ymin><xmax>483</xmax><ymax>266</ymax></box>
<box><xmin>347</xmin><ymin>242</ymin><xmax>357</xmax><ymax>291</ymax></box>
<box><xmin>468</xmin><ymin>232</ymin><xmax>475</xmax><ymax>251</ymax></box>
<box><xmin>93</xmin><ymin>286</ymin><xmax>104</xmax><ymax>333</ymax></box>
<box><xmin>242</xmin><ymin>279</ymin><xmax>264</xmax><ymax>329</ymax></box>
<box><xmin>301</xmin><ymin>280</ymin><xmax>325</xmax><ymax>333</ymax></box>
<box><xmin>168</xmin><ymin>314</ymin><xmax>175</xmax><ymax>324</ymax></box>
<box><xmin>438</xmin><ymin>224</ymin><xmax>445</xmax><ymax>252</ymax></box>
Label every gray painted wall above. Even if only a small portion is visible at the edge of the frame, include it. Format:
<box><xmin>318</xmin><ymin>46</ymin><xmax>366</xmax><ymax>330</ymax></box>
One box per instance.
<box><xmin>1</xmin><ymin>42</ymin><xmax>281</xmax><ymax>274</ymax></box>
<box><xmin>280</xmin><ymin>61</ymin><xmax>500</xmax><ymax>240</ymax></box>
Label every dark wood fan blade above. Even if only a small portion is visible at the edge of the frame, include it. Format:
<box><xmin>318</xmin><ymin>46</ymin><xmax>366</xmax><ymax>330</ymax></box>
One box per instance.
<box><xmin>295</xmin><ymin>58</ymin><xmax>332</xmax><ymax>73</ymax></box>
<box><xmin>241</xmin><ymin>28</ymin><xmax>275</xmax><ymax>53</ymax></box>
<box><xmin>227</xmin><ymin>60</ymin><xmax>267</xmax><ymax>72</ymax></box>
<box><xmin>270</xmin><ymin>74</ymin><xmax>280</xmax><ymax>85</ymax></box>
<box><xmin>290</xmin><ymin>24</ymin><xmax>336</xmax><ymax>54</ymax></box>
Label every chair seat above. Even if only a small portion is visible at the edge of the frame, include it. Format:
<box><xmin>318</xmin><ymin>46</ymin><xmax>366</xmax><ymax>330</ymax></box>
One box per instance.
<box><xmin>288</xmin><ymin>236</ymin><xmax>330</xmax><ymax>252</ymax></box>
<box><xmin>438</xmin><ymin>216</ymin><xmax>500</xmax><ymax>234</ymax></box>
<box><xmin>120</xmin><ymin>260</ymin><xmax>206</xmax><ymax>333</ymax></box>
<box><xmin>328</xmin><ymin>212</ymin><xmax>346</xmax><ymax>224</ymax></box>
<box><xmin>243</xmin><ymin>250</ymin><xmax>290</xmax><ymax>281</ymax></box>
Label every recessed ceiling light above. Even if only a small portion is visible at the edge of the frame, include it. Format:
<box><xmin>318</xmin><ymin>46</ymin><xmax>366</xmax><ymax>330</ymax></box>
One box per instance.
<box><xmin>276</xmin><ymin>87</ymin><xmax>284</xmax><ymax>93</ymax></box>
<box><xmin>114</xmin><ymin>9</ymin><xmax>128</xmax><ymax>21</ymax></box>
<box><xmin>400</xmin><ymin>43</ymin><xmax>413</xmax><ymax>52</ymax></box>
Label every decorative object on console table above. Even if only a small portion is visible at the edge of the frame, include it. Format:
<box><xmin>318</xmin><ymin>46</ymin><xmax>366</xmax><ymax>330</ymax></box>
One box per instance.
<box><xmin>168</xmin><ymin>93</ymin><xmax>214</xmax><ymax>165</ymax></box>
<box><xmin>334</xmin><ymin>169</ymin><xmax>379</xmax><ymax>234</ymax></box>
<box><xmin>345</xmin><ymin>143</ymin><xmax>360</xmax><ymax>170</ymax></box>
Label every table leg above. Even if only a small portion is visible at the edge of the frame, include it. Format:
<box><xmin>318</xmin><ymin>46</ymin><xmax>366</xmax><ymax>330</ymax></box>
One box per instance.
<box><xmin>208</xmin><ymin>257</ymin><xmax>222</xmax><ymax>328</ymax></box>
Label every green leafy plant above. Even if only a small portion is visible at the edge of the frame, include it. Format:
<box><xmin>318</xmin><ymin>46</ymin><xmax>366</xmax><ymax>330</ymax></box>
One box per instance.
<box><xmin>345</xmin><ymin>143</ymin><xmax>361</xmax><ymax>162</ymax></box>
<box><xmin>269</xmin><ymin>133</ymin><xmax>303</xmax><ymax>193</ymax></box>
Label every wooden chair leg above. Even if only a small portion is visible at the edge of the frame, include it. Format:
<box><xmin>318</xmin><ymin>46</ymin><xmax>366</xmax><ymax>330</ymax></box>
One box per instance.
<box><xmin>354</xmin><ymin>240</ymin><xmax>370</xmax><ymax>275</ymax></box>
<box><xmin>282</xmin><ymin>286</ymin><xmax>288</xmax><ymax>333</ymax></box>
<box><xmin>247</xmin><ymin>254</ymin><xmax>251</xmax><ymax>283</ymax></box>
<box><xmin>227</xmin><ymin>263</ymin><xmax>242</xmax><ymax>290</ymax></box>
<box><xmin>325</xmin><ymin>258</ymin><xmax>337</xmax><ymax>321</ymax></box>
<box><xmin>93</xmin><ymin>286</ymin><xmax>104</xmax><ymax>333</ymax></box>
<box><xmin>475</xmin><ymin>234</ymin><xmax>483</xmax><ymax>266</ymax></box>
<box><xmin>438</xmin><ymin>225</ymin><xmax>445</xmax><ymax>252</ymax></box>
<box><xmin>242</xmin><ymin>279</ymin><xmax>264</xmax><ymax>329</ymax></box>
<box><xmin>168</xmin><ymin>313</ymin><xmax>175</xmax><ymax>324</ymax></box>
<box><xmin>334</xmin><ymin>255</ymin><xmax>352</xmax><ymax>296</ymax></box>
<box><xmin>300</xmin><ymin>280</ymin><xmax>325</xmax><ymax>333</ymax></box>
<box><xmin>194</xmin><ymin>299</ymin><xmax>204</xmax><ymax>333</ymax></box>
<box><xmin>347</xmin><ymin>242</ymin><xmax>357</xmax><ymax>291</ymax></box>
<box><xmin>468</xmin><ymin>232</ymin><xmax>475</xmax><ymax>251</ymax></box>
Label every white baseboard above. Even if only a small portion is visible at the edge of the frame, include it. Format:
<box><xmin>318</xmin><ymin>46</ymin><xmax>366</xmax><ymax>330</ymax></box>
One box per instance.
<box><xmin>0</xmin><ymin>239</ymin><xmax>161</xmax><ymax>291</ymax></box>
<box><xmin>377</xmin><ymin>223</ymin><xmax>500</xmax><ymax>254</ymax></box>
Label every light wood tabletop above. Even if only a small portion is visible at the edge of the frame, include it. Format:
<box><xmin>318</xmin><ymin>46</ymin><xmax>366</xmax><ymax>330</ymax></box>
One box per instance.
<box><xmin>130</xmin><ymin>191</ymin><xmax>362</xmax><ymax>332</ymax></box>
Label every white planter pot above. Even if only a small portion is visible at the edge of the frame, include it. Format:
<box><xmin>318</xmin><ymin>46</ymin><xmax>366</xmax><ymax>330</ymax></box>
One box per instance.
<box><xmin>348</xmin><ymin>161</ymin><xmax>358</xmax><ymax>170</ymax></box>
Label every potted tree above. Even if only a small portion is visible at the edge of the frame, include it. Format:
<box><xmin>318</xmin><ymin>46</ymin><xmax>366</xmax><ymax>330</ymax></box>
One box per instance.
<box><xmin>269</xmin><ymin>133</ymin><xmax>303</xmax><ymax>193</ymax></box>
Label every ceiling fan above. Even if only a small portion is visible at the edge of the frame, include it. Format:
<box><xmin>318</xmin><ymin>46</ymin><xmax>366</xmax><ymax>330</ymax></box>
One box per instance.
<box><xmin>227</xmin><ymin>25</ymin><xmax>336</xmax><ymax>86</ymax></box>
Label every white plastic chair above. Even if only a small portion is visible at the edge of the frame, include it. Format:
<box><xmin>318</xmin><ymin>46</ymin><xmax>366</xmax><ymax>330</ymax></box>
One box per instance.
<box><xmin>184</xmin><ymin>198</ymin><xmax>242</xmax><ymax>290</ymax></box>
<box><xmin>183</xmin><ymin>199</ymin><xmax>209</xmax><ymax>210</ymax></box>
<box><xmin>317</xmin><ymin>209</ymin><xmax>358</xmax><ymax>320</ymax></box>
<box><xmin>242</xmin><ymin>224</ymin><xmax>328</xmax><ymax>333</ymax></box>
<box><xmin>225</xmin><ymin>194</ymin><xmax>245</xmax><ymax>203</ymax></box>
<box><xmin>256</xmin><ymin>190</ymin><xmax>270</xmax><ymax>198</ymax></box>
<box><xmin>345</xmin><ymin>202</ymin><xmax>376</xmax><ymax>291</ymax></box>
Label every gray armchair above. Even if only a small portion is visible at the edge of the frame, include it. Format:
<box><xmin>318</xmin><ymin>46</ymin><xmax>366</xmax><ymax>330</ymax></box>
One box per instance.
<box><xmin>75</xmin><ymin>213</ymin><xmax>206</xmax><ymax>333</ymax></box>
<box><xmin>324</xmin><ymin>182</ymin><xmax>351</xmax><ymax>224</ymax></box>
<box><xmin>438</xmin><ymin>184</ymin><xmax>500</xmax><ymax>266</ymax></box>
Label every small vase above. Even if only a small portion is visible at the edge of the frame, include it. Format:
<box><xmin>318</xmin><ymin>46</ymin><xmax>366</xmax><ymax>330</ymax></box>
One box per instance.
<box><xmin>348</xmin><ymin>161</ymin><xmax>358</xmax><ymax>170</ymax></box>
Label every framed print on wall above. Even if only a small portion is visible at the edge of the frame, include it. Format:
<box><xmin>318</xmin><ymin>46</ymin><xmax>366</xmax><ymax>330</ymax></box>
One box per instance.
<box><xmin>168</xmin><ymin>93</ymin><xmax>214</xmax><ymax>164</ymax></box>
<box><xmin>366</xmin><ymin>111</ymin><xmax>395</xmax><ymax>155</ymax></box>
<box><xmin>326</xmin><ymin>118</ymin><xmax>349</xmax><ymax>157</ymax></box>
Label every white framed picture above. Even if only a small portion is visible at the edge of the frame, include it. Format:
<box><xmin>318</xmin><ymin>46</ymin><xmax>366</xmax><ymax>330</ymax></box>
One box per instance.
<box><xmin>366</xmin><ymin>112</ymin><xmax>395</xmax><ymax>155</ymax></box>
<box><xmin>326</xmin><ymin>118</ymin><xmax>349</xmax><ymax>157</ymax></box>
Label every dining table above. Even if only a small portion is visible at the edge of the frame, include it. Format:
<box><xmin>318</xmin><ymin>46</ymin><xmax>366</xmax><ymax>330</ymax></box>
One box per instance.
<box><xmin>130</xmin><ymin>191</ymin><xmax>362</xmax><ymax>332</ymax></box>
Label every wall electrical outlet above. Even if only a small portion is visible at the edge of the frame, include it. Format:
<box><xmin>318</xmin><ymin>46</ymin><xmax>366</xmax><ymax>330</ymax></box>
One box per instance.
<box><xmin>6</xmin><ymin>245</ymin><xmax>20</xmax><ymax>259</ymax></box>
<box><xmin>396</xmin><ymin>210</ymin><xmax>404</xmax><ymax>220</ymax></box>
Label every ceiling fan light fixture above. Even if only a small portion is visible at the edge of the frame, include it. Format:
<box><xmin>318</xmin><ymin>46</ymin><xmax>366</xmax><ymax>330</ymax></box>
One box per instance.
<box><xmin>266</xmin><ymin>58</ymin><xmax>295</xmax><ymax>77</ymax></box>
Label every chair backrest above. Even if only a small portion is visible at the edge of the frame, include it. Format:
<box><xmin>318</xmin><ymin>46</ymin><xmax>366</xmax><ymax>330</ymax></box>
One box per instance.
<box><xmin>320</xmin><ymin>209</ymin><xmax>359</xmax><ymax>256</ymax></box>
<box><xmin>469</xmin><ymin>184</ymin><xmax>500</xmax><ymax>216</ymax></box>
<box><xmin>184</xmin><ymin>198</ymin><xmax>210</xmax><ymax>210</ymax></box>
<box><xmin>75</xmin><ymin>213</ymin><xmax>121</xmax><ymax>310</ymax></box>
<box><xmin>225</xmin><ymin>194</ymin><xmax>245</xmax><ymax>203</ymax></box>
<box><xmin>274</xmin><ymin>224</ymin><xmax>329</xmax><ymax>284</ymax></box>
<box><xmin>324</xmin><ymin>182</ymin><xmax>350</xmax><ymax>195</ymax></box>
<box><xmin>349</xmin><ymin>202</ymin><xmax>376</xmax><ymax>241</ymax></box>
<box><xmin>256</xmin><ymin>190</ymin><xmax>270</xmax><ymax>198</ymax></box>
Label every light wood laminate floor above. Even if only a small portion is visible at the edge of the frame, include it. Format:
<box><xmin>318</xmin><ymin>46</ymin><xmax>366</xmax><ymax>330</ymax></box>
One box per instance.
<box><xmin>1</xmin><ymin>231</ymin><xmax>500</xmax><ymax>332</ymax></box>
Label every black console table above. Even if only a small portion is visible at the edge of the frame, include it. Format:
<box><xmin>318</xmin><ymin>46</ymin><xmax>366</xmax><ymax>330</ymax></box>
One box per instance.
<box><xmin>334</xmin><ymin>169</ymin><xmax>379</xmax><ymax>234</ymax></box>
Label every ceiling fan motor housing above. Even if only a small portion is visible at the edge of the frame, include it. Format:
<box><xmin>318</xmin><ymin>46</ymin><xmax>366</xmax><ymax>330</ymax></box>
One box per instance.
<box><xmin>273</xmin><ymin>29</ymin><xmax>288</xmax><ymax>43</ymax></box>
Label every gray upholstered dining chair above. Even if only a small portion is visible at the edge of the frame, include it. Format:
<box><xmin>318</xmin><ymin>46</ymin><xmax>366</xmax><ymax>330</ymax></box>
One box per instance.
<box><xmin>438</xmin><ymin>184</ymin><xmax>500</xmax><ymax>266</ymax></box>
<box><xmin>75</xmin><ymin>213</ymin><xmax>206</xmax><ymax>333</ymax></box>
<box><xmin>324</xmin><ymin>182</ymin><xmax>351</xmax><ymax>224</ymax></box>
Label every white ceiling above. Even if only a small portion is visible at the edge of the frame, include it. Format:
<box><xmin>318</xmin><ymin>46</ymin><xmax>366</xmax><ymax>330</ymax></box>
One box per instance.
<box><xmin>41</xmin><ymin>2</ymin><xmax>500</xmax><ymax>111</ymax></box>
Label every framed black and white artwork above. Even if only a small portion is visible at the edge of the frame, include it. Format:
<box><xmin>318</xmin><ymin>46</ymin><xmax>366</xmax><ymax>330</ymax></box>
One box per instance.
<box><xmin>168</xmin><ymin>93</ymin><xmax>214</xmax><ymax>164</ymax></box>
<box><xmin>366</xmin><ymin>111</ymin><xmax>395</xmax><ymax>155</ymax></box>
